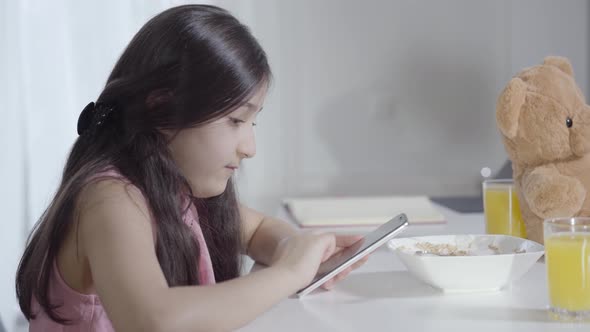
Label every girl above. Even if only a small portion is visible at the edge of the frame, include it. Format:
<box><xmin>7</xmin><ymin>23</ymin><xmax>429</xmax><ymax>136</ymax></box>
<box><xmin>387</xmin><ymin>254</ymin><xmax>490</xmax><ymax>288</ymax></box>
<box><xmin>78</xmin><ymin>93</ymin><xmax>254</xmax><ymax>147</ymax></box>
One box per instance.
<box><xmin>16</xmin><ymin>5</ymin><xmax>366</xmax><ymax>332</ymax></box>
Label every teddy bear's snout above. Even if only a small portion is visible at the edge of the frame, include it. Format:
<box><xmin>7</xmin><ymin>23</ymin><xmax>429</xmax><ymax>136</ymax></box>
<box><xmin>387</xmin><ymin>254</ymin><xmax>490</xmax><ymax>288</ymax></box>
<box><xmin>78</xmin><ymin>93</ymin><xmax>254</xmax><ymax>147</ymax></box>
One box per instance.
<box><xmin>569</xmin><ymin>110</ymin><xmax>590</xmax><ymax>156</ymax></box>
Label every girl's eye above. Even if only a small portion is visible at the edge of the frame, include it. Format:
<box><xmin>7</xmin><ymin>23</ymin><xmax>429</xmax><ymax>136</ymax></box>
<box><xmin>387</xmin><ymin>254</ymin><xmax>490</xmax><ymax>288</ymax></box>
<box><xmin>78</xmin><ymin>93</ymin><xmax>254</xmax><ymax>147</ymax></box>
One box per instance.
<box><xmin>230</xmin><ymin>117</ymin><xmax>245</xmax><ymax>125</ymax></box>
<box><xmin>230</xmin><ymin>117</ymin><xmax>257</xmax><ymax>127</ymax></box>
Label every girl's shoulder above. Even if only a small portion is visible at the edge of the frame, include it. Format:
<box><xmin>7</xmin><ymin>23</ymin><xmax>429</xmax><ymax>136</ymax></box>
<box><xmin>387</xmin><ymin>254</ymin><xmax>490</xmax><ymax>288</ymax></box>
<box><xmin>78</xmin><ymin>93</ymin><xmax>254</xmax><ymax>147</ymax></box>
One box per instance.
<box><xmin>58</xmin><ymin>167</ymin><xmax>158</xmax><ymax>298</ymax></box>
<box><xmin>75</xmin><ymin>167</ymin><xmax>154</xmax><ymax>234</ymax></box>
<box><xmin>79</xmin><ymin>168</ymin><xmax>143</xmax><ymax>204</ymax></box>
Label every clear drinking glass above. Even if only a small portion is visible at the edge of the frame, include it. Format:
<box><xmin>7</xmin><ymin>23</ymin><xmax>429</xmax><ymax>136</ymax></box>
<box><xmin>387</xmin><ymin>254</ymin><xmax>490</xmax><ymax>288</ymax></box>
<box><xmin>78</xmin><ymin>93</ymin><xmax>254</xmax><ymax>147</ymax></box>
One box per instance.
<box><xmin>544</xmin><ymin>217</ymin><xmax>590</xmax><ymax>321</ymax></box>
<box><xmin>482</xmin><ymin>179</ymin><xmax>527</xmax><ymax>238</ymax></box>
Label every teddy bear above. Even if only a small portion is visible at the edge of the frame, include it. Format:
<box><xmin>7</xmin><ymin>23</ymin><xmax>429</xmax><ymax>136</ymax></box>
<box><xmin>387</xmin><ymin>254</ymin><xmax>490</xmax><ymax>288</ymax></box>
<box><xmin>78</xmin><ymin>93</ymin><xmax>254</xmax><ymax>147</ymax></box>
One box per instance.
<box><xmin>495</xmin><ymin>56</ymin><xmax>590</xmax><ymax>244</ymax></box>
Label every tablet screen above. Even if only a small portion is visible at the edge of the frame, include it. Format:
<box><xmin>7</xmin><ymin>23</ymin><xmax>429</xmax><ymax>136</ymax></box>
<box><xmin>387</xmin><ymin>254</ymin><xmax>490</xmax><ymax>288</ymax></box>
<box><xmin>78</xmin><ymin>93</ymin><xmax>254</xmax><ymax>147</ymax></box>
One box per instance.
<box><xmin>309</xmin><ymin>214</ymin><xmax>408</xmax><ymax>284</ymax></box>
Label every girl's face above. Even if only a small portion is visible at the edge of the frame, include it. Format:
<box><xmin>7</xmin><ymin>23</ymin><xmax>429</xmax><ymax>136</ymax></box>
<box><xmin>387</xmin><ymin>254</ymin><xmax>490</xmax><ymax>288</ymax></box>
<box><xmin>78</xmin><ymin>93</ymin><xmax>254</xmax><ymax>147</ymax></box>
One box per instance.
<box><xmin>167</xmin><ymin>87</ymin><xmax>266</xmax><ymax>198</ymax></box>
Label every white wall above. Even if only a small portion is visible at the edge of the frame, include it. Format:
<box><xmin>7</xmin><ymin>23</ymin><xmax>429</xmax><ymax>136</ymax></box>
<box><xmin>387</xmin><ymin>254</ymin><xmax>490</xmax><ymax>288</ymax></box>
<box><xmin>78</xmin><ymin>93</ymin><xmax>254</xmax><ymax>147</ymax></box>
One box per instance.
<box><xmin>278</xmin><ymin>0</ymin><xmax>510</xmax><ymax>199</ymax></box>
<box><xmin>239</xmin><ymin>0</ymin><xmax>590</xmax><ymax>214</ymax></box>
<box><xmin>510</xmin><ymin>0</ymin><xmax>589</xmax><ymax>91</ymax></box>
<box><xmin>1</xmin><ymin>0</ymin><xmax>588</xmax><ymax>330</ymax></box>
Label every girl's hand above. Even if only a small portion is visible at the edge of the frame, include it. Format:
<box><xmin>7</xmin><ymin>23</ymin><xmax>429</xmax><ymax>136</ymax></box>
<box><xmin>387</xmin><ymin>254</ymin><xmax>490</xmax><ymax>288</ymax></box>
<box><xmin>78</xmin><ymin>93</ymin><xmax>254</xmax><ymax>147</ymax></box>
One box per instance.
<box><xmin>270</xmin><ymin>231</ymin><xmax>337</xmax><ymax>289</ymax></box>
<box><xmin>270</xmin><ymin>232</ymin><xmax>370</xmax><ymax>292</ymax></box>
<box><xmin>320</xmin><ymin>234</ymin><xmax>370</xmax><ymax>290</ymax></box>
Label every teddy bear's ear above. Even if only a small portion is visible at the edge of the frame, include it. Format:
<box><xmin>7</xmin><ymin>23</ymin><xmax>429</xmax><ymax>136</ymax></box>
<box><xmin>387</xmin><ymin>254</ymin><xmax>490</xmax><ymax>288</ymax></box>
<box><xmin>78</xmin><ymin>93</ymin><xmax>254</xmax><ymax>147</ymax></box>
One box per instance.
<box><xmin>496</xmin><ymin>77</ymin><xmax>526</xmax><ymax>139</ymax></box>
<box><xmin>543</xmin><ymin>56</ymin><xmax>574</xmax><ymax>76</ymax></box>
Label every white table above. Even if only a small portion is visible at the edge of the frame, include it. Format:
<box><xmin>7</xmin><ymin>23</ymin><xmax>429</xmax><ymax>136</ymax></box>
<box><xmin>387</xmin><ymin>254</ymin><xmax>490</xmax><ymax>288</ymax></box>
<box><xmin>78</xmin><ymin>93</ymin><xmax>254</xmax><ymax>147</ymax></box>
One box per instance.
<box><xmin>239</xmin><ymin>203</ymin><xmax>589</xmax><ymax>332</ymax></box>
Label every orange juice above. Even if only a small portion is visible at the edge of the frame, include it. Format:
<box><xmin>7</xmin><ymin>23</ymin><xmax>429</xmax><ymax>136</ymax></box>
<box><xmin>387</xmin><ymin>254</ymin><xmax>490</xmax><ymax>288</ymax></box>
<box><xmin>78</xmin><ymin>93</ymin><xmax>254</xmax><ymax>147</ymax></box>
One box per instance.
<box><xmin>483</xmin><ymin>188</ymin><xmax>527</xmax><ymax>237</ymax></box>
<box><xmin>545</xmin><ymin>234</ymin><xmax>590</xmax><ymax>311</ymax></box>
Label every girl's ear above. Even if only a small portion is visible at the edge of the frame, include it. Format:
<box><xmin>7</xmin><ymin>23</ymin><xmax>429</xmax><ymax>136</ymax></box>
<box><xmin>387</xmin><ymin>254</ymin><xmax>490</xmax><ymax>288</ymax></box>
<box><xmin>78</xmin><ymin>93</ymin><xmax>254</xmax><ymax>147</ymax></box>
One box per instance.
<box><xmin>146</xmin><ymin>89</ymin><xmax>173</xmax><ymax>109</ymax></box>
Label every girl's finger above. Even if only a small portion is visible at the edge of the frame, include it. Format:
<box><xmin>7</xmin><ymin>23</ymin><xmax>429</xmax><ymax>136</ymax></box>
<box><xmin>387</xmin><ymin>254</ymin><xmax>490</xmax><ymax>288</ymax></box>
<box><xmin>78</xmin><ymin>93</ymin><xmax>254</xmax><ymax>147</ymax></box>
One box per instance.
<box><xmin>351</xmin><ymin>255</ymin><xmax>370</xmax><ymax>269</ymax></box>
<box><xmin>320</xmin><ymin>234</ymin><xmax>337</xmax><ymax>262</ymax></box>
<box><xmin>336</xmin><ymin>266</ymin><xmax>353</xmax><ymax>278</ymax></box>
<box><xmin>322</xmin><ymin>279</ymin><xmax>335</xmax><ymax>290</ymax></box>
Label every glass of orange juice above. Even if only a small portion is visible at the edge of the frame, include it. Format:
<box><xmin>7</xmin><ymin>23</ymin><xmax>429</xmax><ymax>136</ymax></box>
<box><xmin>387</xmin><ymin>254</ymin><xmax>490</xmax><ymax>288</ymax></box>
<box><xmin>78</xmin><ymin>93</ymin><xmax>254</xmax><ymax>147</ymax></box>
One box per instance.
<box><xmin>482</xmin><ymin>179</ymin><xmax>527</xmax><ymax>238</ymax></box>
<box><xmin>544</xmin><ymin>217</ymin><xmax>590</xmax><ymax>321</ymax></box>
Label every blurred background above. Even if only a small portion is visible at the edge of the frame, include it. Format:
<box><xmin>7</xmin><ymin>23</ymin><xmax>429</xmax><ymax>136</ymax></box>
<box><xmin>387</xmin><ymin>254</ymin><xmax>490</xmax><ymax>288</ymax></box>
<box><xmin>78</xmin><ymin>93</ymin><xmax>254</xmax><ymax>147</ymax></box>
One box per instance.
<box><xmin>1</xmin><ymin>0</ymin><xmax>588</xmax><ymax>330</ymax></box>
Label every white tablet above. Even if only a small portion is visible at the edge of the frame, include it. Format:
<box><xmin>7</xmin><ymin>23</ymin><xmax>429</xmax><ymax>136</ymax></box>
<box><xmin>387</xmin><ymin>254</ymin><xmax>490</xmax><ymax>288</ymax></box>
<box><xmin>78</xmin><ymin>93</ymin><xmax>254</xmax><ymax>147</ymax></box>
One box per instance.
<box><xmin>295</xmin><ymin>213</ymin><xmax>409</xmax><ymax>298</ymax></box>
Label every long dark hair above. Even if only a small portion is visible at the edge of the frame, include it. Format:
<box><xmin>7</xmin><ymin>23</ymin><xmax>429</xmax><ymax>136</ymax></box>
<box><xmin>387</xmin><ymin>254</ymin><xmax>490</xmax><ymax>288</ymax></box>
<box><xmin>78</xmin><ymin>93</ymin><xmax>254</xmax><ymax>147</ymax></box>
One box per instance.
<box><xmin>16</xmin><ymin>4</ymin><xmax>271</xmax><ymax>324</ymax></box>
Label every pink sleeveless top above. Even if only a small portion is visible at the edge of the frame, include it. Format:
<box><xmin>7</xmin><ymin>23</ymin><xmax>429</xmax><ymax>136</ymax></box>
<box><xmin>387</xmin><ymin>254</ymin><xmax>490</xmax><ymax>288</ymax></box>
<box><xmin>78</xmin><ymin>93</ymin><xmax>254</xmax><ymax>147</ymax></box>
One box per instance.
<box><xmin>29</xmin><ymin>168</ymin><xmax>216</xmax><ymax>331</ymax></box>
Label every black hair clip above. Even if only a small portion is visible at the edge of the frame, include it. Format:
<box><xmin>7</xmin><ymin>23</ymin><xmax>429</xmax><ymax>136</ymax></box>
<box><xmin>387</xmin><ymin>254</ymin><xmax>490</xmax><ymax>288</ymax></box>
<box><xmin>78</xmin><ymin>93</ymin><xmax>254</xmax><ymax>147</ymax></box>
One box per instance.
<box><xmin>77</xmin><ymin>102</ymin><xmax>95</xmax><ymax>135</ymax></box>
<box><xmin>77</xmin><ymin>102</ymin><xmax>116</xmax><ymax>136</ymax></box>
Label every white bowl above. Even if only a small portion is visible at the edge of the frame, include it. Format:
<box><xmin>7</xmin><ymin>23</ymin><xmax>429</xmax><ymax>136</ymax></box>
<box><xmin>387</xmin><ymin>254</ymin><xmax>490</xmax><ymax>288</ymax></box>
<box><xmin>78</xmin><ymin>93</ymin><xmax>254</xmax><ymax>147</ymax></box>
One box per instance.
<box><xmin>387</xmin><ymin>235</ymin><xmax>544</xmax><ymax>293</ymax></box>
